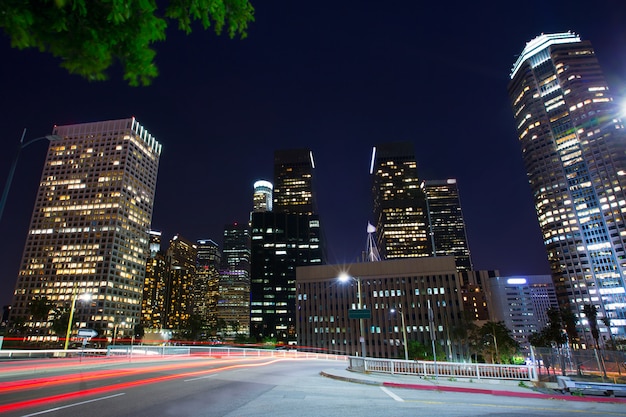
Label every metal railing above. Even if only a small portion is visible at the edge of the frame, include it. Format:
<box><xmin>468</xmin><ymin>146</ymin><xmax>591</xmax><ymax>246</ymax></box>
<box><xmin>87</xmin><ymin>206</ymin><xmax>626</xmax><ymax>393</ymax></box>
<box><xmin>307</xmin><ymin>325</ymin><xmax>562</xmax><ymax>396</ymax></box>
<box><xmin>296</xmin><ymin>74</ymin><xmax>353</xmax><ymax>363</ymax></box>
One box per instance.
<box><xmin>348</xmin><ymin>356</ymin><xmax>537</xmax><ymax>382</ymax></box>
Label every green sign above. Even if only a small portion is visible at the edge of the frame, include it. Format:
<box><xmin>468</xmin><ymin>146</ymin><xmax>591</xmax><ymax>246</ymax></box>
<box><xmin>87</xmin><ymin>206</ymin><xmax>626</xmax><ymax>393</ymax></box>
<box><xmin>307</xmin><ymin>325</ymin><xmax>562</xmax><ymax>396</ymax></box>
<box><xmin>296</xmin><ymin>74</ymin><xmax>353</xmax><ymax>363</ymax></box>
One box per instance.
<box><xmin>348</xmin><ymin>309</ymin><xmax>371</xmax><ymax>319</ymax></box>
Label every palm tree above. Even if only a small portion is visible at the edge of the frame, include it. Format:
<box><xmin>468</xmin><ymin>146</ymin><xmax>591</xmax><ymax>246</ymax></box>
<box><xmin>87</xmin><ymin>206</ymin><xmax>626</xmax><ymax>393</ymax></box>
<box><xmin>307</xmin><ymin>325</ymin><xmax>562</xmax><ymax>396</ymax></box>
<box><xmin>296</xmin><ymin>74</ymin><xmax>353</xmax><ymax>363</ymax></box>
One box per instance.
<box><xmin>582</xmin><ymin>304</ymin><xmax>600</xmax><ymax>349</ymax></box>
<box><xmin>479</xmin><ymin>321</ymin><xmax>519</xmax><ymax>364</ymax></box>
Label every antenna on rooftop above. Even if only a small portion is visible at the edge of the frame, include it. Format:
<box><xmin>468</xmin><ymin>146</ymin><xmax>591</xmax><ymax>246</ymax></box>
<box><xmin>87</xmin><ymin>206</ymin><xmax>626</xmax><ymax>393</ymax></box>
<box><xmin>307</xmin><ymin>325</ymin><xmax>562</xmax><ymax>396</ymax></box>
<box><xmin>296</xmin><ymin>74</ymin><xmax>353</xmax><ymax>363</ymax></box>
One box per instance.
<box><xmin>366</xmin><ymin>222</ymin><xmax>381</xmax><ymax>262</ymax></box>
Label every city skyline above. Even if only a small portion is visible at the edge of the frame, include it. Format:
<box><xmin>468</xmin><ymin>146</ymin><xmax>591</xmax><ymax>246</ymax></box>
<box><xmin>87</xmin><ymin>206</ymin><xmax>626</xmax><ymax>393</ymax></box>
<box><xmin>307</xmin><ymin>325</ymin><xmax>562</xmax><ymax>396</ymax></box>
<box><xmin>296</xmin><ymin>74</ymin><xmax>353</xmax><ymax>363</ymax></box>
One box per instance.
<box><xmin>2</xmin><ymin>2</ymin><xmax>626</xmax><ymax>308</ymax></box>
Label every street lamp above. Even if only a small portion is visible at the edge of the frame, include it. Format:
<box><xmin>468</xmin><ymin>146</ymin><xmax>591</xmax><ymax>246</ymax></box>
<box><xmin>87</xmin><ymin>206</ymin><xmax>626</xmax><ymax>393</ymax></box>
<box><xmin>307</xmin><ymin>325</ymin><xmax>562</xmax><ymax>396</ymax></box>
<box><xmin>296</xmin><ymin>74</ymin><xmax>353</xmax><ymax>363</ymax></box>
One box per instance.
<box><xmin>390</xmin><ymin>308</ymin><xmax>409</xmax><ymax>361</ymax></box>
<box><xmin>113</xmin><ymin>320</ymin><xmax>127</xmax><ymax>345</ymax></box>
<box><xmin>0</xmin><ymin>129</ymin><xmax>61</xmax><ymax>224</ymax></box>
<box><xmin>63</xmin><ymin>291</ymin><xmax>92</xmax><ymax>350</ymax></box>
<box><xmin>339</xmin><ymin>272</ymin><xmax>367</xmax><ymax>358</ymax></box>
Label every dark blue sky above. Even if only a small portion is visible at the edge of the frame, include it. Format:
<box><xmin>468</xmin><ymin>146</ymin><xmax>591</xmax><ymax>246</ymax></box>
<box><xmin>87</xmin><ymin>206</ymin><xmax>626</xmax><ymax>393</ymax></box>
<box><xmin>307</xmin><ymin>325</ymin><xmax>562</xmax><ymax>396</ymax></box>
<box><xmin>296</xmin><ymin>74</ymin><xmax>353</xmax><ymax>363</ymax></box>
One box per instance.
<box><xmin>2</xmin><ymin>1</ymin><xmax>626</xmax><ymax>307</ymax></box>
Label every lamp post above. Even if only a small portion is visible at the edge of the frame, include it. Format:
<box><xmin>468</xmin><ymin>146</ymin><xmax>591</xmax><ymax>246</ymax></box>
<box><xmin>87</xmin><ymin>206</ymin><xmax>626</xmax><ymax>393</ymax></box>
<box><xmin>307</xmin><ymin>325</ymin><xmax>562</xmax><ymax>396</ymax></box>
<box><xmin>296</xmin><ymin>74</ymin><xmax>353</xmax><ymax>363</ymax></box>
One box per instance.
<box><xmin>390</xmin><ymin>308</ymin><xmax>409</xmax><ymax>361</ymax></box>
<box><xmin>339</xmin><ymin>273</ymin><xmax>367</xmax><ymax>358</ymax></box>
<box><xmin>113</xmin><ymin>320</ymin><xmax>127</xmax><ymax>345</ymax></box>
<box><xmin>0</xmin><ymin>129</ymin><xmax>61</xmax><ymax>224</ymax></box>
<box><xmin>63</xmin><ymin>291</ymin><xmax>92</xmax><ymax>350</ymax></box>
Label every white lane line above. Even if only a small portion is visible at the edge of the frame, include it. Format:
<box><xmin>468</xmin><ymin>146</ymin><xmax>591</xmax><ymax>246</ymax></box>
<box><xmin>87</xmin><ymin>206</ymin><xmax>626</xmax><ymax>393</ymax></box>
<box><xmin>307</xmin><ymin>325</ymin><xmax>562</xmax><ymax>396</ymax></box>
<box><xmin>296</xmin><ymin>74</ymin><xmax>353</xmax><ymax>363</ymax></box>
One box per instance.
<box><xmin>184</xmin><ymin>374</ymin><xmax>217</xmax><ymax>382</ymax></box>
<box><xmin>380</xmin><ymin>386</ymin><xmax>405</xmax><ymax>402</ymax></box>
<box><xmin>20</xmin><ymin>393</ymin><xmax>126</xmax><ymax>417</ymax></box>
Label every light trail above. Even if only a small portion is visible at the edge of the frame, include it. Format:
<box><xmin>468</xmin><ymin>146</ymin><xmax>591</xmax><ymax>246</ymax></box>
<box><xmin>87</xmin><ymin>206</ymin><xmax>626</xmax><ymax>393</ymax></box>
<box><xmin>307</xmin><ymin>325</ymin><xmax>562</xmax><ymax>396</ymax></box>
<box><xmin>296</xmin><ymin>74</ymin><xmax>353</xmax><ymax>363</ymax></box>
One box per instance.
<box><xmin>0</xmin><ymin>358</ymin><xmax>286</xmax><ymax>414</ymax></box>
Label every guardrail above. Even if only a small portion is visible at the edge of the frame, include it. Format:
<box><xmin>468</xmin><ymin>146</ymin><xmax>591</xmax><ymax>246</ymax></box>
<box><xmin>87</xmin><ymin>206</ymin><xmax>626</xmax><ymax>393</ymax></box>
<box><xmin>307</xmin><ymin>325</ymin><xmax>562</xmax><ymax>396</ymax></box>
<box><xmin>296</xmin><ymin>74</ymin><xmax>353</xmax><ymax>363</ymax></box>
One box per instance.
<box><xmin>0</xmin><ymin>346</ymin><xmax>347</xmax><ymax>361</ymax></box>
<box><xmin>348</xmin><ymin>356</ymin><xmax>537</xmax><ymax>382</ymax></box>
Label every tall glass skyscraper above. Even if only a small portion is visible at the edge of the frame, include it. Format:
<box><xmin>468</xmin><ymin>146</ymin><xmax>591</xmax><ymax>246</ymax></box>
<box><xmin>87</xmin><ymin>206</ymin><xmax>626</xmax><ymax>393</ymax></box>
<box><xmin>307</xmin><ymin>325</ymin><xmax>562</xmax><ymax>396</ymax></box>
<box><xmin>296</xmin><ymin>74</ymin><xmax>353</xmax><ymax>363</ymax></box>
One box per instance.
<box><xmin>423</xmin><ymin>179</ymin><xmax>473</xmax><ymax>271</ymax></box>
<box><xmin>370</xmin><ymin>142</ymin><xmax>431</xmax><ymax>259</ymax></box>
<box><xmin>508</xmin><ymin>32</ymin><xmax>626</xmax><ymax>342</ymax></box>
<box><xmin>11</xmin><ymin>117</ymin><xmax>161</xmax><ymax>341</ymax></box>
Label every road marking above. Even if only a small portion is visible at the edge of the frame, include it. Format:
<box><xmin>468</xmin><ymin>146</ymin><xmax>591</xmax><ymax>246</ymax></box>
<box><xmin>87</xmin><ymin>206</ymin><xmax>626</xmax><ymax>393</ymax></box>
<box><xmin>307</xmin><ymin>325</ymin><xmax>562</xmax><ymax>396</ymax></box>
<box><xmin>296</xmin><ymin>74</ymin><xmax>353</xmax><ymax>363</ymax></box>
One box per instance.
<box><xmin>185</xmin><ymin>374</ymin><xmax>218</xmax><ymax>382</ymax></box>
<box><xmin>20</xmin><ymin>393</ymin><xmax>125</xmax><ymax>417</ymax></box>
<box><xmin>380</xmin><ymin>386</ymin><xmax>404</xmax><ymax>402</ymax></box>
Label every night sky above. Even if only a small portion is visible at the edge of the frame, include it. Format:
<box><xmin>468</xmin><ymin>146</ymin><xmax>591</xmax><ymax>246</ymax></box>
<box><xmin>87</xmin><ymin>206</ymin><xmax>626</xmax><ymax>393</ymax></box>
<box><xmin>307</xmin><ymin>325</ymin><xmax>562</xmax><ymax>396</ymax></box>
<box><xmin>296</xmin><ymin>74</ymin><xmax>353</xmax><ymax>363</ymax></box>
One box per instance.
<box><xmin>2</xmin><ymin>1</ymin><xmax>626</xmax><ymax>308</ymax></box>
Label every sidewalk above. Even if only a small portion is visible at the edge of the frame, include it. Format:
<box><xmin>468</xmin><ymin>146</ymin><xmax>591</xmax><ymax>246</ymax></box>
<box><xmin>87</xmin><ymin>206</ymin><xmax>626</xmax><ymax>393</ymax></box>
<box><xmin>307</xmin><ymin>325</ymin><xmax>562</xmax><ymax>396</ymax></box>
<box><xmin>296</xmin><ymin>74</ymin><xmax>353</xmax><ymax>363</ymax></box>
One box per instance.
<box><xmin>320</xmin><ymin>367</ymin><xmax>626</xmax><ymax>404</ymax></box>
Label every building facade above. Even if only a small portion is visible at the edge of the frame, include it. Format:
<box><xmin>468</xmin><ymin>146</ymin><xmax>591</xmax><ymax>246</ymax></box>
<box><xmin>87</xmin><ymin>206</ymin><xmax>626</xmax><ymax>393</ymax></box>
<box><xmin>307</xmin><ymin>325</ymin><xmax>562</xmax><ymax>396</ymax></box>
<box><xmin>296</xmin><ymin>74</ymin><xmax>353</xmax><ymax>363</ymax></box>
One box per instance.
<box><xmin>370</xmin><ymin>142</ymin><xmax>431</xmax><ymax>259</ymax></box>
<box><xmin>296</xmin><ymin>257</ymin><xmax>464</xmax><ymax>359</ymax></box>
<box><xmin>141</xmin><ymin>230</ymin><xmax>168</xmax><ymax>330</ymax></box>
<box><xmin>273</xmin><ymin>149</ymin><xmax>315</xmax><ymax>215</ymax></box>
<box><xmin>10</xmin><ymin>117</ymin><xmax>161</xmax><ymax>342</ymax></box>
<box><xmin>483</xmin><ymin>275</ymin><xmax>558</xmax><ymax>353</ymax></box>
<box><xmin>252</xmin><ymin>180</ymin><xmax>273</xmax><ymax>213</ymax></box>
<box><xmin>423</xmin><ymin>179</ymin><xmax>473</xmax><ymax>271</ymax></box>
<box><xmin>508</xmin><ymin>32</ymin><xmax>626</xmax><ymax>341</ymax></box>
<box><xmin>164</xmin><ymin>234</ymin><xmax>197</xmax><ymax>331</ymax></box>
<box><xmin>218</xmin><ymin>223</ymin><xmax>251</xmax><ymax>337</ymax></box>
<box><xmin>195</xmin><ymin>238</ymin><xmax>221</xmax><ymax>336</ymax></box>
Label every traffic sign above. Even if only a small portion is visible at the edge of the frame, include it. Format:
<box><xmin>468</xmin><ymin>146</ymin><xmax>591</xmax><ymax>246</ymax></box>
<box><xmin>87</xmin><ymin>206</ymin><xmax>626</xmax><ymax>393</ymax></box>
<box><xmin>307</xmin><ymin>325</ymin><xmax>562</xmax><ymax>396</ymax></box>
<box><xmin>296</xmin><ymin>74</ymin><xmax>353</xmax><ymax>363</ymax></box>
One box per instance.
<box><xmin>77</xmin><ymin>329</ymin><xmax>98</xmax><ymax>338</ymax></box>
<box><xmin>348</xmin><ymin>309</ymin><xmax>371</xmax><ymax>319</ymax></box>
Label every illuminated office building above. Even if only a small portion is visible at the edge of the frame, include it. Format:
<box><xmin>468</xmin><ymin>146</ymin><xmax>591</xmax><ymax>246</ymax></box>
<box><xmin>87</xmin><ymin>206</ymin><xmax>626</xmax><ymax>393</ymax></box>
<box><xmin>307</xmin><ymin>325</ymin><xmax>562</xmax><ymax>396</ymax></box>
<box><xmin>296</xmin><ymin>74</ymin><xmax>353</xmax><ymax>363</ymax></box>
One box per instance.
<box><xmin>195</xmin><ymin>239</ymin><xmax>221</xmax><ymax>333</ymax></box>
<box><xmin>508</xmin><ymin>32</ymin><xmax>626</xmax><ymax>341</ymax></box>
<box><xmin>141</xmin><ymin>230</ymin><xmax>168</xmax><ymax>329</ymax></box>
<box><xmin>370</xmin><ymin>142</ymin><xmax>431</xmax><ymax>259</ymax></box>
<box><xmin>483</xmin><ymin>275</ymin><xmax>558</xmax><ymax>353</ymax></box>
<box><xmin>423</xmin><ymin>179</ymin><xmax>473</xmax><ymax>271</ymax></box>
<box><xmin>273</xmin><ymin>149</ymin><xmax>315</xmax><ymax>215</ymax></box>
<box><xmin>250</xmin><ymin>149</ymin><xmax>323</xmax><ymax>343</ymax></box>
<box><xmin>164</xmin><ymin>234</ymin><xmax>197</xmax><ymax>330</ymax></box>
<box><xmin>253</xmin><ymin>180</ymin><xmax>273</xmax><ymax>212</ymax></box>
<box><xmin>10</xmin><ymin>117</ymin><xmax>161</xmax><ymax>341</ymax></box>
<box><xmin>218</xmin><ymin>223</ymin><xmax>251</xmax><ymax>337</ymax></box>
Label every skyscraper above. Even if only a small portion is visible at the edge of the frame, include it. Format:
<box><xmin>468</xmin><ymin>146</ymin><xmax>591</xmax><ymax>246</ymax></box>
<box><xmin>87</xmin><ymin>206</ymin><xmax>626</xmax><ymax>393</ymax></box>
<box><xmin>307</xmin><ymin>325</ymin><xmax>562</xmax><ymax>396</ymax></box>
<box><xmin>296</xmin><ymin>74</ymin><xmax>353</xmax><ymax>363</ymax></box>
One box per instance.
<box><xmin>141</xmin><ymin>230</ymin><xmax>168</xmax><ymax>329</ymax></box>
<box><xmin>195</xmin><ymin>239</ymin><xmax>221</xmax><ymax>335</ymax></box>
<box><xmin>252</xmin><ymin>180</ymin><xmax>273</xmax><ymax>212</ymax></box>
<box><xmin>218</xmin><ymin>223</ymin><xmax>251</xmax><ymax>337</ymax></box>
<box><xmin>250</xmin><ymin>149</ymin><xmax>323</xmax><ymax>343</ymax></box>
<box><xmin>164</xmin><ymin>234</ymin><xmax>197</xmax><ymax>331</ymax></box>
<box><xmin>273</xmin><ymin>149</ymin><xmax>315</xmax><ymax>214</ymax></box>
<box><xmin>508</xmin><ymin>32</ymin><xmax>626</xmax><ymax>342</ymax></box>
<box><xmin>423</xmin><ymin>179</ymin><xmax>473</xmax><ymax>271</ymax></box>
<box><xmin>370</xmin><ymin>142</ymin><xmax>431</xmax><ymax>259</ymax></box>
<box><xmin>11</xmin><ymin>117</ymin><xmax>161</xmax><ymax>341</ymax></box>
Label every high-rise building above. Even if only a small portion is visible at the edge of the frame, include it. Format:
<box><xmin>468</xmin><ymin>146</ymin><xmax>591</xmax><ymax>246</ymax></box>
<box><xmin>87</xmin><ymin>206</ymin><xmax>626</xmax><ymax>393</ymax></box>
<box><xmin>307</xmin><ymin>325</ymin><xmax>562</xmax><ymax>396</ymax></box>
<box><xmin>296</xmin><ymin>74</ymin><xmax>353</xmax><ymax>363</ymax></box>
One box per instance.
<box><xmin>273</xmin><ymin>149</ymin><xmax>315</xmax><ymax>215</ymax></box>
<box><xmin>423</xmin><ymin>179</ymin><xmax>473</xmax><ymax>271</ymax></box>
<box><xmin>10</xmin><ymin>117</ymin><xmax>161</xmax><ymax>341</ymax></box>
<box><xmin>508</xmin><ymin>32</ymin><xmax>626</xmax><ymax>341</ymax></box>
<box><xmin>253</xmin><ymin>180</ymin><xmax>273</xmax><ymax>212</ymax></box>
<box><xmin>141</xmin><ymin>230</ymin><xmax>168</xmax><ymax>329</ymax></box>
<box><xmin>164</xmin><ymin>234</ymin><xmax>197</xmax><ymax>331</ymax></box>
<box><xmin>370</xmin><ymin>142</ymin><xmax>431</xmax><ymax>259</ymax></box>
<box><xmin>250</xmin><ymin>148</ymin><xmax>323</xmax><ymax>343</ymax></box>
<box><xmin>218</xmin><ymin>223</ymin><xmax>251</xmax><ymax>337</ymax></box>
<box><xmin>483</xmin><ymin>275</ymin><xmax>558</xmax><ymax>353</ymax></box>
<box><xmin>195</xmin><ymin>239</ymin><xmax>221</xmax><ymax>335</ymax></box>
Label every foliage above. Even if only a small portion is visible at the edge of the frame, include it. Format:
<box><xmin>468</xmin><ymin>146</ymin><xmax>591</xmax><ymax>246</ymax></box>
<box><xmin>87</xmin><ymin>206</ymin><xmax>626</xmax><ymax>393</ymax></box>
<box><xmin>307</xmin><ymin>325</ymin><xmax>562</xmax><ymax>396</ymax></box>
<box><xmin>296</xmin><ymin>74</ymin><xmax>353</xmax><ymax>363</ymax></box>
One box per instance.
<box><xmin>477</xmin><ymin>321</ymin><xmax>519</xmax><ymax>364</ymax></box>
<box><xmin>449</xmin><ymin>312</ymin><xmax>480</xmax><ymax>362</ymax></box>
<box><xmin>408</xmin><ymin>340</ymin><xmax>446</xmax><ymax>361</ymax></box>
<box><xmin>528</xmin><ymin>306</ymin><xmax>579</xmax><ymax>349</ymax></box>
<box><xmin>0</xmin><ymin>0</ymin><xmax>255</xmax><ymax>86</ymax></box>
<box><xmin>582</xmin><ymin>304</ymin><xmax>600</xmax><ymax>349</ymax></box>
<box><xmin>28</xmin><ymin>296</ymin><xmax>54</xmax><ymax>323</ymax></box>
<box><xmin>179</xmin><ymin>313</ymin><xmax>207</xmax><ymax>340</ymax></box>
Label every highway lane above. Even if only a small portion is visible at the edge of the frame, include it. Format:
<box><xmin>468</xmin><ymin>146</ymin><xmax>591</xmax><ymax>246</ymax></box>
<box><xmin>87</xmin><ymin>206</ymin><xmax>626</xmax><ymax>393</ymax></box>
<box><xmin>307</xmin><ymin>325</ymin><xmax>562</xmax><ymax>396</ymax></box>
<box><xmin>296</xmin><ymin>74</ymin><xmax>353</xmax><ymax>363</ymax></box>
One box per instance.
<box><xmin>1</xmin><ymin>356</ymin><xmax>626</xmax><ymax>417</ymax></box>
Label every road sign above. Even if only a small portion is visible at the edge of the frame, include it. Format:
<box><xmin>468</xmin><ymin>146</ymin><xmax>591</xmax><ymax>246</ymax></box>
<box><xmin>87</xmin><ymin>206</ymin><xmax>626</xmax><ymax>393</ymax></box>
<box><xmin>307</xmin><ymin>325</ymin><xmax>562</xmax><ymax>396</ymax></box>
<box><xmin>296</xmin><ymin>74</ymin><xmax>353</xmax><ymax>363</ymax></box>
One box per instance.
<box><xmin>348</xmin><ymin>309</ymin><xmax>371</xmax><ymax>319</ymax></box>
<box><xmin>77</xmin><ymin>329</ymin><xmax>98</xmax><ymax>338</ymax></box>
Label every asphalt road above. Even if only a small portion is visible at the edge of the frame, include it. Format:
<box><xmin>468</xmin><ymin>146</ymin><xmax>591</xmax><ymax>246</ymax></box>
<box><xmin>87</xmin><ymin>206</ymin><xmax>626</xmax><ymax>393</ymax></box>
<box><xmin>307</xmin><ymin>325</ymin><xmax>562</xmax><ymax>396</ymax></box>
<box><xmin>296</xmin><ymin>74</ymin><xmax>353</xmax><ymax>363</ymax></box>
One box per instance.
<box><xmin>1</xmin><ymin>356</ymin><xmax>625</xmax><ymax>417</ymax></box>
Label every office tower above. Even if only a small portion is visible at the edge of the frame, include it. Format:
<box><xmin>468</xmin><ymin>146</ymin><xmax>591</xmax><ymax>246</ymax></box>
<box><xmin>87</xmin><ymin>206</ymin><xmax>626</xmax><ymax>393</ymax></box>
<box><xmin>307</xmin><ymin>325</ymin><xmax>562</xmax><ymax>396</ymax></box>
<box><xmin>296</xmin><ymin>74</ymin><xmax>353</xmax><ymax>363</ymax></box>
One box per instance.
<box><xmin>195</xmin><ymin>239</ymin><xmax>221</xmax><ymax>335</ymax></box>
<box><xmin>250</xmin><ymin>212</ymin><xmax>322</xmax><ymax>342</ymax></box>
<box><xmin>508</xmin><ymin>32</ymin><xmax>626</xmax><ymax>341</ymax></box>
<box><xmin>250</xmin><ymin>148</ymin><xmax>323</xmax><ymax>343</ymax></box>
<box><xmin>273</xmin><ymin>149</ymin><xmax>315</xmax><ymax>214</ymax></box>
<box><xmin>141</xmin><ymin>230</ymin><xmax>168</xmax><ymax>329</ymax></box>
<box><xmin>253</xmin><ymin>180</ymin><xmax>273</xmax><ymax>212</ymax></box>
<box><xmin>423</xmin><ymin>179</ymin><xmax>473</xmax><ymax>271</ymax></box>
<box><xmin>164</xmin><ymin>234</ymin><xmax>197</xmax><ymax>331</ymax></box>
<box><xmin>483</xmin><ymin>275</ymin><xmax>558</xmax><ymax>353</ymax></box>
<box><xmin>370</xmin><ymin>142</ymin><xmax>431</xmax><ymax>259</ymax></box>
<box><xmin>218</xmin><ymin>223</ymin><xmax>251</xmax><ymax>337</ymax></box>
<box><xmin>10</xmin><ymin>117</ymin><xmax>161</xmax><ymax>341</ymax></box>
<box><xmin>296</xmin><ymin>257</ymin><xmax>464</xmax><ymax>359</ymax></box>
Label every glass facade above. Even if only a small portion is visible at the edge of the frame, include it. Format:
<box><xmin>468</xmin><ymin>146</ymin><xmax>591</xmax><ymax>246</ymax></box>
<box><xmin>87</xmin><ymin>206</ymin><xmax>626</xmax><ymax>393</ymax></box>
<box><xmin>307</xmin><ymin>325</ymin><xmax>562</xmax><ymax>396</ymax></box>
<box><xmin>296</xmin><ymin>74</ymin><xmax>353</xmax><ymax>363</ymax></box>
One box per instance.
<box><xmin>508</xmin><ymin>32</ymin><xmax>626</xmax><ymax>342</ymax></box>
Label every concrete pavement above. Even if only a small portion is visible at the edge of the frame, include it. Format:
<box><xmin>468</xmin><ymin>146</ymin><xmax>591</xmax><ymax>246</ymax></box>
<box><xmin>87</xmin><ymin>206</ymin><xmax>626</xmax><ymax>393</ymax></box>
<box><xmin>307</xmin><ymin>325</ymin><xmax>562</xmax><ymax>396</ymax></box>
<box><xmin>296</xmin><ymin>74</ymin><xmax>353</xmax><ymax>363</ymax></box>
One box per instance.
<box><xmin>320</xmin><ymin>367</ymin><xmax>626</xmax><ymax>404</ymax></box>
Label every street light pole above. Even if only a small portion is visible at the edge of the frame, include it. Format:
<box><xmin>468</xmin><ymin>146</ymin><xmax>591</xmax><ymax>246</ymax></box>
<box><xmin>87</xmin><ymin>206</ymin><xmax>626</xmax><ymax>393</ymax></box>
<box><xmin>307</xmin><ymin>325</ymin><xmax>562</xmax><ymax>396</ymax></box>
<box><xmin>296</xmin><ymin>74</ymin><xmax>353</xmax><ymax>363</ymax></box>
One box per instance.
<box><xmin>339</xmin><ymin>273</ymin><xmax>367</xmax><ymax>358</ymax></box>
<box><xmin>63</xmin><ymin>291</ymin><xmax>92</xmax><ymax>350</ymax></box>
<box><xmin>391</xmin><ymin>308</ymin><xmax>409</xmax><ymax>360</ymax></box>
<box><xmin>0</xmin><ymin>129</ymin><xmax>61</xmax><ymax>224</ymax></box>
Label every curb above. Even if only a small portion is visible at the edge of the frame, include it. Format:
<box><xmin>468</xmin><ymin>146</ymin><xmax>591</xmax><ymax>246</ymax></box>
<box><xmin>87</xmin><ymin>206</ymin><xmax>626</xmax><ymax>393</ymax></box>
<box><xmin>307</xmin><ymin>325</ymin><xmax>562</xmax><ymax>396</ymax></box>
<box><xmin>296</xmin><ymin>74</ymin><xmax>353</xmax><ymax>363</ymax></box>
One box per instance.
<box><xmin>320</xmin><ymin>371</ymin><xmax>626</xmax><ymax>404</ymax></box>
